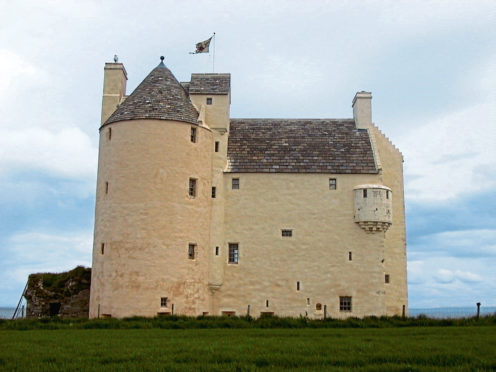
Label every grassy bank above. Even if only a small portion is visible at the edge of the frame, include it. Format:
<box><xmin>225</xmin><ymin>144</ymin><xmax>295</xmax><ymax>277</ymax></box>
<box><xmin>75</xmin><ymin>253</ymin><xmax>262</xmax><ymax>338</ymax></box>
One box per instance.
<box><xmin>1</xmin><ymin>326</ymin><xmax>495</xmax><ymax>371</ymax></box>
<box><xmin>1</xmin><ymin>314</ymin><xmax>495</xmax><ymax>330</ymax></box>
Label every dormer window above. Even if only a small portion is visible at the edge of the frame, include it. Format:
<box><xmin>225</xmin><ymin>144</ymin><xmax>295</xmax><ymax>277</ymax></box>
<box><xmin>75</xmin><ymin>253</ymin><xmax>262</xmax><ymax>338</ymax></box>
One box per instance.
<box><xmin>206</xmin><ymin>97</ymin><xmax>213</xmax><ymax>105</ymax></box>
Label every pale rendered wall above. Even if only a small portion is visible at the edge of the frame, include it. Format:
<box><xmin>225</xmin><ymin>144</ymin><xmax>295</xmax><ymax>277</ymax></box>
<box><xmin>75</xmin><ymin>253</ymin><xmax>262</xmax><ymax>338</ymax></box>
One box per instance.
<box><xmin>369</xmin><ymin>124</ymin><xmax>408</xmax><ymax>315</ymax></box>
<box><xmin>189</xmin><ymin>93</ymin><xmax>231</xmax><ymax>312</ymax></box>
<box><xmin>216</xmin><ymin>173</ymin><xmax>388</xmax><ymax>318</ymax></box>
<box><xmin>89</xmin><ymin>119</ymin><xmax>213</xmax><ymax>318</ymax></box>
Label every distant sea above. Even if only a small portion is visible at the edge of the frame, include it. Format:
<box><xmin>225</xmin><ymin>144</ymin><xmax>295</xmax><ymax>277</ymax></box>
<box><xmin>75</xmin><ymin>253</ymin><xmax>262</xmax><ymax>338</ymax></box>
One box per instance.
<box><xmin>1</xmin><ymin>306</ymin><xmax>495</xmax><ymax>320</ymax></box>
<box><xmin>408</xmin><ymin>306</ymin><xmax>496</xmax><ymax>319</ymax></box>
<box><xmin>0</xmin><ymin>307</ymin><xmax>15</xmax><ymax>319</ymax></box>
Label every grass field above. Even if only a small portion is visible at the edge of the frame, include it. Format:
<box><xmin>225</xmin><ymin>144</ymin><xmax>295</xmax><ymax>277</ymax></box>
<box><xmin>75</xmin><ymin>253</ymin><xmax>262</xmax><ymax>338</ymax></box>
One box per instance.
<box><xmin>1</xmin><ymin>326</ymin><xmax>495</xmax><ymax>371</ymax></box>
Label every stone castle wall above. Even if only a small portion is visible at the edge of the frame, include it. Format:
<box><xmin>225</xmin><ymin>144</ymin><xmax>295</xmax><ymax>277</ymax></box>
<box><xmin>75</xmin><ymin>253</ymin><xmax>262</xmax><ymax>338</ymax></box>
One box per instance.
<box><xmin>25</xmin><ymin>266</ymin><xmax>90</xmax><ymax>318</ymax></box>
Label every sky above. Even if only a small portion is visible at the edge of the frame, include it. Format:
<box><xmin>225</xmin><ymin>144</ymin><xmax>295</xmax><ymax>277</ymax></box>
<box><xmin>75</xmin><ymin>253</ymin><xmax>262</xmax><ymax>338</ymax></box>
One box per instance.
<box><xmin>0</xmin><ymin>0</ymin><xmax>495</xmax><ymax>309</ymax></box>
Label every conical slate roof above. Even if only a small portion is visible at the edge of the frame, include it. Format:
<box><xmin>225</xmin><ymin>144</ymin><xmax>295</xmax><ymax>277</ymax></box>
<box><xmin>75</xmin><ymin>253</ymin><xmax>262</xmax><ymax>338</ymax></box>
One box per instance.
<box><xmin>104</xmin><ymin>60</ymin><xmax>199</xmax><ymax>126</ymax></box>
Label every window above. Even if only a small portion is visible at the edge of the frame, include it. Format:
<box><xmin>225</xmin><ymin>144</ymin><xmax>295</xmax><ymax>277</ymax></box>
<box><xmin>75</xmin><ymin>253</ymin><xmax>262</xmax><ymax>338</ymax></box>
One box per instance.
<box><xmin>105</xmin><ymin>182</ymin><xmax>109</xmax><ymax>194</ymax></box>
<box><xmin>101</xmin><ymin>243</ymin><xmax>105</xmax><ymax>255</ymax></box>
<box><xmin>363</xmin><ymin>189</ymin><xmax>367</xmax><ymax>198</ymax></box>
<box><xmin>386</xmin><ymin>190</ymin><xmax>390</xmax><ymax>199</ymax></box>
<box><xmin>340</xmin><ymin>296</ymin><xmax>352</xmax><ymax>312</ymax></box>
<box><xmin>385</xmin><ymin>274</ymin><xmax>390</xmax><ymax>283</ymax></box>
<box><xmin>108</xmin><ymin>127</ymin><xmax>112</xmax><ymax>140</ymax></box>
<box><xmin>215</xmin><ymin>141</ymin><xmax>219</xmax><ymax>152</ymax></box>
<box><xmin>161</xmin><ymin>297</ymin><xmax>168</xmax><ymax>307</ymax></box>
<box><xmin>232</xmin><ymin>178</ymin><xmax>239</xmax><ymax>189</ymax></box>
<box><xmin>316</xmin><ymin>303</ymin><xmax>322</xmax><ymax>311</ymax></box>
<box><xmin>307</xmin><ymin>298</ymin><xmax>310</xmax><ymax>305</ymax></box>
<box><xmin>282</xmin><ymin>229</ymin><xmax>292</xmax><ymax>237</ymax></box>
<box><xmin>188</xmin><ymin>243</ymin><xmax>196</xmax><ymax>259</ymax></box>
<box><xmin>215</xmin><ymin>246</ymin><xmax>219</xmax><ymax>256</ymax></box>
<box><xmin>266</xmin><ymin>300</ymin><xmax>269</xmax><ymax>307</ymax></box>
<box><xmin>211</xmin><ymin>187</ymin><xmax>216</xmax><ymax>198</ymax></box>
<box><xmin>348</xmin><ymin>251</ymin><xmax>352</xmax><ymax>261</ymax></box>
<box><xmin>189</xmin><ymin>178</ymin><xmax>197</xmax><ymax>197</ymax></box>
<box><xmin>296</xmin><ymin>281</ymin><xmax>300</xmax><ymax>291</ymax></box>
<box><xmin>206</xmin><ymin>97</ymin><xmax>212</xmax><ymax>105</ymax></box>
<box><xmin>329</xmin><ymin>178</ymin><xmax>337</xmax><ymax>190</ymax></box>
<box><xmin>228</xmin><ymin>243</ymin><xmax>239</xmax><ymax>264</ymax></box>
<box><xmin>190</xmin><ymin>127</ymin><xmax>197</xmax><ymax>143</ymax></box>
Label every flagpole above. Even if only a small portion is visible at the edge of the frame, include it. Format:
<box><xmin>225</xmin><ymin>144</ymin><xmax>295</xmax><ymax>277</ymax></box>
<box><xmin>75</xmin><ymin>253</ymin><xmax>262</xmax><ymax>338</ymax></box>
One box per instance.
<box><xmin>212</xmin><ymin>32</ymin><xmax>216</xmax><ymax>73</ymax></box>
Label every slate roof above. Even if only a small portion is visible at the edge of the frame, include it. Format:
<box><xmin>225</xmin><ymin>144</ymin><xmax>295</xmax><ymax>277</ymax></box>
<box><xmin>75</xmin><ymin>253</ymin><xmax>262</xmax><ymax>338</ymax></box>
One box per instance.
<box><xmin>188</xmin><ymin>73</ymin><xmax>230</xmax><ymax>95</ymax></box>
<box><xmin>105</xmin><ymin>62</ymin><xmax>199</xmax><ymax>126</ymax></box>
<box><xmin>227</xmin><ymin>119</ymin><xmax>378</xmax><ymax>174</ymax></box>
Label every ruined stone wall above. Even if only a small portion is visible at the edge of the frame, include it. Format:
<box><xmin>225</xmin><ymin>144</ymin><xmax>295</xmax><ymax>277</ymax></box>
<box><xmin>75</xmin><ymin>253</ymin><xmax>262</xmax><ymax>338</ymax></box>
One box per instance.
<box><xmin>25</xmin><ymin>266</ymin><xmax>91</xmax><ymax>318</ymax></box>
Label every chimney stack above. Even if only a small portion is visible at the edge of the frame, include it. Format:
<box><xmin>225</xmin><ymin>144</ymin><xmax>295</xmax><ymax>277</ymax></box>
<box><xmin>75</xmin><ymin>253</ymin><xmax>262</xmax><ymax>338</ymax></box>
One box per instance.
<box><xmin>352</xmin><ymin>91</ymin><xmax>372</xmax><ymax>129</ymax></box>
<box><xmin>101</xmin><ymin>62</ymin><xmax>127</xmax><ymax>126</ymax></box>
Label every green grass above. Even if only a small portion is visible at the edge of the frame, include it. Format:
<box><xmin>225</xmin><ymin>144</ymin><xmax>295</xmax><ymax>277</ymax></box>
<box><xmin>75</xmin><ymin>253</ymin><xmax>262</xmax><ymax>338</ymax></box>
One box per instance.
<box><xmin>1</xmin><ymin>314</ymin><xmax>496</xmax><ymax>330</ymax></box>
<box><xmin>1</xmin><ymin>326</ymin><xmax>495</xmax><ymax>371</ymax></box>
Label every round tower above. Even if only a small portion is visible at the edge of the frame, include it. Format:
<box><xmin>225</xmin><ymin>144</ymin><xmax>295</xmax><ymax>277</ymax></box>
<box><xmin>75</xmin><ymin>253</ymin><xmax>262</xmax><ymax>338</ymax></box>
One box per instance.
<box><xmin>89</xmin><ymin>58</ymin><xmax>213</xmax><ymax>318</ymax></box>
<box><xmin>353</xmin><ymin>184</ymin><xmax>392</xmax><ymax>233</ymax></box>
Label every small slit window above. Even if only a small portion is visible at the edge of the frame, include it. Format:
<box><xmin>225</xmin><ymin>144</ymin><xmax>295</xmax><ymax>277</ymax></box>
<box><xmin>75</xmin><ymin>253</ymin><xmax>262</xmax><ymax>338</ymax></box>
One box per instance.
<box><xmin>282</xmin><ymin>229</ymin><xmax>292</xmax><ymax>237</ymax></box>
<box><xmin>101</xmin><ymin>243</ymin><xmax>105</xmax><ymax>255</ymax></box>
<box><xmin>266</xmin><ymin>300</ymin><xmax>269</xmax><ymax>307</ymax></box>
<box><xmin>348</xmin><ymin>252</ymin><xmax>352</xmax><ymax>261</ymax></box>
<box><xmin>188</xmin><ymin>243</ymin><xmax>196</xmax><ymax>259</ymax></box>
<box><xmin>161</xmin><ymin>297</ymin><xmax>168</xmax><ymax>307</ymax></box>
<box><xmin>189</xmin><ymin>178</ymin><xmax>197</xmax><ymax>197</ymax></box>
<box><xmin>307</xmin><ymin>298</ymin><xmax>310</xmax><ymax>305</ymax></box>
<box><xmin>329</xmin><ymin>178</ymin><xmax>337</xmax><ymax>190</ymax></box>
<box><xmin>108</xmin><ymin>127</ymin><xmax>112</xmax><ymax>140</ymax></box>
<box><xmin>363</xmin><ymin>189</ymin><xmax>368</xmax><ymax>198</ymax></box>
<box><xmin>211</xmin><ymin>187</ymin><xmax>216</xmax><ymax>198</ymax></box>
<box><xmin>232</xmin><ymin>178</ymin><xmax>239</xmax><ymax>189</ymax></box>
<box><xmin>206</xmin><ymin>97</ymin><xmax>212</xmax><ymax>105</ymax></box>
<box><xmin>386</xmin><ymin>190</ymin><xmax>390</xmax><ymax>199</ymax></box>
<box><xmin>215</xmin><ymin>246</ymin><xmax>219</xmax><ymax>256</ymax></box>
<box><xmin>215</xmin><ymin>141</ymin><xmax>219</xmax><ymax>152</ymax></box>
<box><xmin>385</xmin><ymin>274</ymin><xmax>390</xmax><ymax>283</ymax></box>
<box><xmin>340</xmin><ymin>296</ymin><xmax>352</xmax><ymax>312</ymax></box>
<box><xmin>296</xmin><ymin>281</ymin><xmax>300</xmax><ymax>291</ymax></box>
<box><xmin>190</xmin><ymin>127</ymin><xmax>197</xmax><ymax>143</ymax></box>
<box><xmin>105</xmin><ymin>182</ymin><xmax>109</xmax><ymax>194</ymax></box>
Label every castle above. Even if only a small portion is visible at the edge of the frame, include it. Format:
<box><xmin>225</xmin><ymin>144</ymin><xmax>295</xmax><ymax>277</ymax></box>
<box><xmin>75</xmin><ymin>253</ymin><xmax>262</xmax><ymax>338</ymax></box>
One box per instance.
<box><xmin>89</xmin><ymin>57</ymin><xmax>407</xmax><ymax>319</ymax></box>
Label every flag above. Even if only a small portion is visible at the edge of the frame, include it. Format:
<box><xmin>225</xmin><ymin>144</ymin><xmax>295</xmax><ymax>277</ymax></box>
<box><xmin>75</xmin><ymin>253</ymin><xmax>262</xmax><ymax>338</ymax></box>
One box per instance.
<box><xmin>191</xmin><ymin>37</ymin><xmax>212</xmax><ymax>54</ymax></box>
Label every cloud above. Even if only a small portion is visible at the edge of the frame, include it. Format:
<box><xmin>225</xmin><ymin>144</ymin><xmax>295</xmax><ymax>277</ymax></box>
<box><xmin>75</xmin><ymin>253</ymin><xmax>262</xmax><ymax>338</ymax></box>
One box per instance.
<box><xmin>410</xmin><ymin>228</ymin><xmax>496</xmax><ymax>258</ymax></box>
<box><xmin>398</xmin><ymin>101</ymin><xmax>496</xmax><ymax>203</ymax></box>
<box><xmin>0</xmin><ymin>49</ymin><xmax>47</xmax><ymax>98</ymax></box>
<box><xmin>0</xmin><ymin>230</ymin><xmax>93</xmax><ymax>306</ymax></box>
<box><xmin>0</xmin><ymin>126</ymin><xmax>97</xmax><ymax>181</ymax></box>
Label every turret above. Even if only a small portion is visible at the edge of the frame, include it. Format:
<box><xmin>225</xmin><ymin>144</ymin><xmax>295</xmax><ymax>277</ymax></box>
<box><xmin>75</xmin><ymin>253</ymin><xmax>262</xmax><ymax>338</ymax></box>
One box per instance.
<box><xmin>353</xmin><ymin>184</ymin><xmax>392</xmax><ymax>233</ymax></box>
<box><xmin>90</xmin><ymin>57</ymin><xmax>213</xmax><ymax>318</ymax></box>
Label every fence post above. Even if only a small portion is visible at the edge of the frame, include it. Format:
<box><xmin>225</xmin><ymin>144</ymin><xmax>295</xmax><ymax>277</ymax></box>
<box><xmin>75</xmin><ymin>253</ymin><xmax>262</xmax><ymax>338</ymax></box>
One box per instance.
<box><xmin>476</xmin><ymin>302</ymin><xmax>481</xmax><ymax>319</ymax></box>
